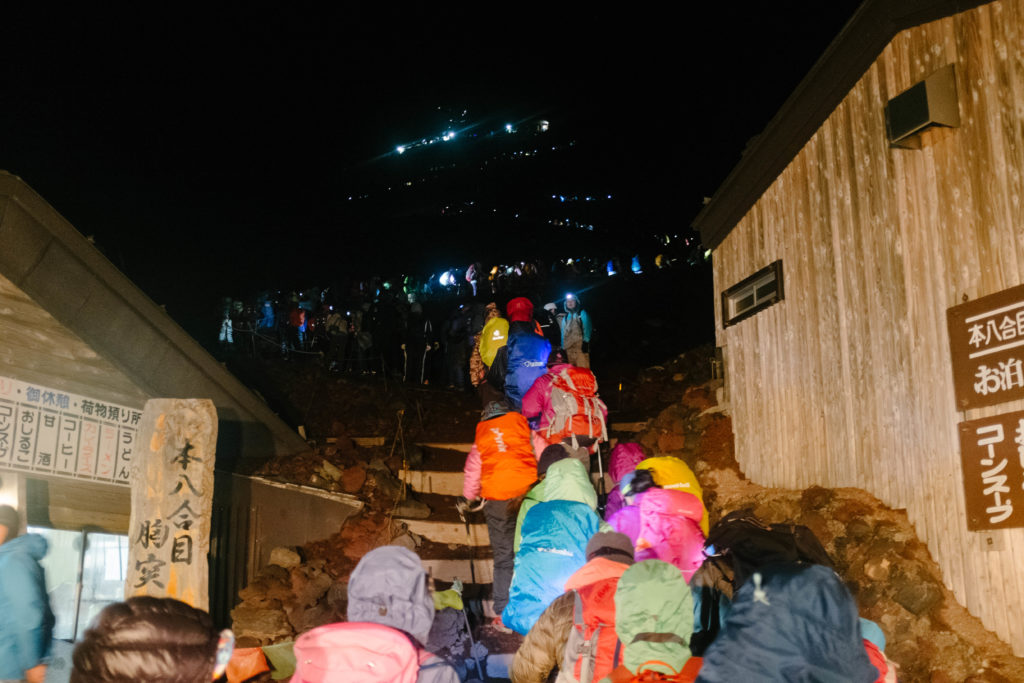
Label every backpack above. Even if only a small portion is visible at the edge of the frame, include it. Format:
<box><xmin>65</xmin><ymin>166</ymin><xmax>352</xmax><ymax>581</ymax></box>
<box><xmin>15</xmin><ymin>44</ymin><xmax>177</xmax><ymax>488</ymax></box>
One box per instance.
<box><xmin>558</xmin><ymin>560</ymin><xmax>629</xmax><ymax>683</ymax></box>
<box><xmin>614</xmin><ymin>561</ymin><xmax>693</xmax><ymax>675</ymax></box>
<box><xmin>546</xmin><ymin>367</ymin><xmax>608</xmax><ymax>448</ymax></box>
<box><xmin>603</xmin><ymin>659</ymin><xmax>704</xmax><ymax>682</ymax></box>
<box><xmin>292</xmin><ymin>621</ymin><xmax>426</xmax><ymax>683</ymax></box>
<box><xmin>689</xmin><ymin>510</ymin><xmax>834</xmax><ymax>656</ymax></box>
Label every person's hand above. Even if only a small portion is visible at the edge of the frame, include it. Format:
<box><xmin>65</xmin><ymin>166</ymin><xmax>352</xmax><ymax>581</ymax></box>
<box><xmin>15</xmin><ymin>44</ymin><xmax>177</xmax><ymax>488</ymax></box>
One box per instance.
<box><xmin>25</xmin><ymin>663</ymin><xmax>47</xmax><ymax>683</ymax></box>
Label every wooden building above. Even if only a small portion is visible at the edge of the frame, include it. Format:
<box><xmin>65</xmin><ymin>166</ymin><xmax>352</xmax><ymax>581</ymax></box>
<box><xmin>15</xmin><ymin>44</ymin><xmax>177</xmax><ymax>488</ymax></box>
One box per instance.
<box><xmin>694</xmin><ymin>0</ymin><xmax>1024</xmax><ymax>655</ymax></box>
<box><xmin>0</xmin><ymin>171</ymin><xmax>350</xmax><ymax>631</ymax></box>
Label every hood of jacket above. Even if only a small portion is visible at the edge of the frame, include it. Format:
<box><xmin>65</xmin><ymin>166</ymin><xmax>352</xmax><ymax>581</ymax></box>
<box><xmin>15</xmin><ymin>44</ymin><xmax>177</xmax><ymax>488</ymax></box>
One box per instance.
<box><xmin>697</xmin><ymin>564</ymin><xmax>877</xmax><ymax>683</ymax></box>
<box><xmin>0</xmin><ymin>533</ymin><xmax>48</xmax><ymax>562</ymax></box>
<box><xmin>609</xmin><ymin>443</ymin><xmax>646</xmax><ymax>484</ymax></box>
<box><xmin>541</xmin><ymin>458</ymin><xmax>597</xmax><ymax>509</ymax></box>
<box><xmin>564</xmin><ymin>556</ymin><xmax>630</xmax><ymax>592</ymax></box>
<box><xmin>346</xmin><ymin>546</ymin><xmax>434</xmax><ymax>645</ymax></box>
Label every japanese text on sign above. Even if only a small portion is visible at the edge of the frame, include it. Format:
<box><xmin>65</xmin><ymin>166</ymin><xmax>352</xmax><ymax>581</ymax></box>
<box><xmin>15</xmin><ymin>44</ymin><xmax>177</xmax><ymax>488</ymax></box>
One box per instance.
<box><xmin>958</xmin><ymin>410</ymin><xmax>1024</xmax><ymax>530</ymax></box>
<box><xmin>126</xmin><ymin>400</ymin><xmax>216</xmax><ymax>609</ymax></box>
<box><xmin>0</xmin><ymin>376</ymin><xmax>141</xmax><ymax>485</ymax></box>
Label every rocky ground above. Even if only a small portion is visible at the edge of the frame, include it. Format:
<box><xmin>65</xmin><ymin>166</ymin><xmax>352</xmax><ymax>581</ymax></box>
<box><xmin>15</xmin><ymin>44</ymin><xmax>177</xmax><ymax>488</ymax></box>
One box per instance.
<box><xmin>227</xmin><ymin>349</ymin><xmax>1024</xmax><ymax>682</ymax></box>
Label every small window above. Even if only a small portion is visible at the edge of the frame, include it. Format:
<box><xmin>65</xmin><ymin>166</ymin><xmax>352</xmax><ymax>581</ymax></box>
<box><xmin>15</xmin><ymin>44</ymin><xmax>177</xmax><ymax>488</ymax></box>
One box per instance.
<box><xmin>722</xmin><ymin>260</ymin><xmax>784</xmax><ymax>327</ymax></box>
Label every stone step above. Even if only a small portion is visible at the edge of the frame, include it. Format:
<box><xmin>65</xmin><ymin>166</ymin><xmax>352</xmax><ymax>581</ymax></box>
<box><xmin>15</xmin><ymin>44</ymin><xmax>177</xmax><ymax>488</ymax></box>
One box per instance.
<box><xmin>422</xmin><ymin>557</ymin><xmax>495</xmax><ymax>584</ymax></box>
<box><xmin>398</xmin><ymin>517</ymin><xmax>490</xmax><ymax>546</ymax></box>
<box><xmin>401</xmin><ymin>468</ymin><xmax>464</xmax><ymax>496</ymax></box>
<box><xmin>610</xmin><ymin>420</ymin><xmax>648</xmax><ymax>433</ymax></box>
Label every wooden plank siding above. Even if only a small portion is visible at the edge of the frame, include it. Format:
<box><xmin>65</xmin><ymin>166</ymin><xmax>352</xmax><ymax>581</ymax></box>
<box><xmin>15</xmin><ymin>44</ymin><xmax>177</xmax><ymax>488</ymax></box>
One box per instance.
<box><xmin>713</xmin><ymin>0</ymin><xmax>1024</xmax><ymax>654</ymax></box>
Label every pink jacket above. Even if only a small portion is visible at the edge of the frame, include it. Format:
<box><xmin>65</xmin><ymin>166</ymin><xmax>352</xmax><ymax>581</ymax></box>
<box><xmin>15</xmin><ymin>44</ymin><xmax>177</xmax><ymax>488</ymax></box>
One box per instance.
<box><xmin>463</xmin><ymin>431</ymin><xmax>546</xmax><ymax>500</ymax></box>
<box><xmin>634</xmin><ymin>488</ymin><xmax>706</xmax><ymax>581</ymax></box>
<box><xmin>521</xmin><ymin>364</ymin><xmax>608</xmax><ymax>441</ymax></box>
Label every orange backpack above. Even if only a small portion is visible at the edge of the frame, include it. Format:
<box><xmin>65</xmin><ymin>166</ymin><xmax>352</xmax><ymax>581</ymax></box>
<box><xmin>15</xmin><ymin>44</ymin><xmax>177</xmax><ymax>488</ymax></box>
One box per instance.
<box><xmin>476</xmin><ymin>412</ymin><xmax>537</xmax><ymax>500</ymax></box>
<box><xmin>545</xmin><ymin>367</ymin><xmax>608</xmax><ymax>448</ymax></box>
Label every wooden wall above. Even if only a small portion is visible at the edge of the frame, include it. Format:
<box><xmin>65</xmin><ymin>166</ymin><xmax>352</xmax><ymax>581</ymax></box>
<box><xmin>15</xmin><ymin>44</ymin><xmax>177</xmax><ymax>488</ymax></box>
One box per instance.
<box><xmin>714</xmin><ymin>0</ymin><xmax>1024</xmax><ymax>654</ymax></box>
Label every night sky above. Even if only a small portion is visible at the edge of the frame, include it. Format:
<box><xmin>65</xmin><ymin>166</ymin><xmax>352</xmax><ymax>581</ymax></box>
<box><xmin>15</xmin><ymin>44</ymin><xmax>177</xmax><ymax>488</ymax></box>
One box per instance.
<box><xmin>2</xmin><ymin>3</ymin><xmax>861</xmax><ymax>333</ymax></box>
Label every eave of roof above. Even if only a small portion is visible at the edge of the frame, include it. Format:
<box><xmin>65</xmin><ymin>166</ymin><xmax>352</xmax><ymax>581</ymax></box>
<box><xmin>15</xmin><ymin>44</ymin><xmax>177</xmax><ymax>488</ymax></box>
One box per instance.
<box><xmin>0</xmin><ymin>170</ymin><xmax>309</xmax><ymax>463</ymax></box>
<box><xmin>692</xmin><ymin>0</ymin><xmax>992</xmax><ymax>250</ymax></box>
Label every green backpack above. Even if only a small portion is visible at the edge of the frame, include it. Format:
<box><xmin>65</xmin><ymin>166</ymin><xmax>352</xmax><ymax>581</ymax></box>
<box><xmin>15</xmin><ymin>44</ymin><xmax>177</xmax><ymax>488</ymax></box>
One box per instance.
<box><xmin>612</xmin><ymin>560</ymin><xmax>694</xmax><ymax>676</ymax></box>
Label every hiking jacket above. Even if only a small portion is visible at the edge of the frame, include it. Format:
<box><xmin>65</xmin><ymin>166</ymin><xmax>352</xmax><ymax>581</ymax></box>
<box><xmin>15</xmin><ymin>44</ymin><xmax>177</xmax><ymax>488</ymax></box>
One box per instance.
<box><xmin>560</xmin><ymin>308</ymin><xmax>592</xmax><ymax>347</ymax></box>
<box><xmin>346</xmin><ymin>546</ymin><xmax>459</xmax><ymax>683</ymax></box>
<box><xmin>634</xmin><ymin>488</ymin><xmax>706</xmax><ymax>581</ymax></box>
<box><xmin>510</xmin><ymin>590</ymin><xmax>574</xmax><ymax>683</ymax></box>
<box><xmin>0</xmin><ymin>534</ymin><xmax>54</xmax><ymax>679</ymax></box>
<box><xmin>695</xmin><ymin>564</ymin><xmax>878</xmax><ymax>683</ymax></box>
<box><xmin>604</xmin><ymin>444</ymin><xmax>646</xmax><ymax>519</ymax></box>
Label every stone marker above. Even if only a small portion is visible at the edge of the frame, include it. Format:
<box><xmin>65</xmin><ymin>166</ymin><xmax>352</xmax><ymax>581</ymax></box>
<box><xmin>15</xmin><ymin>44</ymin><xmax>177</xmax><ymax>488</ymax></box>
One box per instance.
<box><xmin>126</xmin><ymin>399</ymin><xmax>217</xmax><ymax>610</ymax></box>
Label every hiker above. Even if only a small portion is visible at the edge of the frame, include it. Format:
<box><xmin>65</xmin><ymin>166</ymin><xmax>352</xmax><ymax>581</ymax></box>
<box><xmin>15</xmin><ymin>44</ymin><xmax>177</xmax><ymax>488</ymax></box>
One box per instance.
<box><xmin>514</xmin><ymin>446</ymin><xmax>595</xmax><ymax>554</ymax></box>
<box><xmin>604</xmin><ymin>443</ymin><xmax>647</xmax><ymax>519</ymax></box>
<box><xmin>70</xmin><ymin>596</ymin><xmax>233</xmax><ymax>683</ymax></box>
<box><xmin>521</xmin><ymin>350</ymin><xmax>608</xmax><ymax>452</ymax></box>
<box><xmin>695</xmin><ymin>564</ymin><xmax>877</xmax><ymax>682</ymax></box>
<box><xmin>510</xmin><ymin>532</ymin><xmax>635</xmax><ymax>683</ymax></box>
<box><xmin>602</xmin><ymin>560</ymin><xmax>703</xmax><ymax>682</ymax></box>
<box><xmin>496</xmin><ymin>297</ymin><xmax>551</xmax><ymax>410</ymax></box>
<box><xmin>0</xmin><ymin>505</ymin><xmax>54</xmax><ymax>683</ymax></box>
<box><xmin>462</xmin><ymin>400</ymin><xmax>542</xmax><ymax>631</ymax></box>
<box><xmin>301</xmin><ymin>545</ymin><xmax>460</xmax><ymax>683</ymax></box>
<box><xmin>687</xmin><ymin>510</ymin><xmax>835</xmax><ymax>656</ymax></box>
<box><xmin>502</xmin><ymin>458</ymin><xmax>604</xmax><ymax>635</ymax></box>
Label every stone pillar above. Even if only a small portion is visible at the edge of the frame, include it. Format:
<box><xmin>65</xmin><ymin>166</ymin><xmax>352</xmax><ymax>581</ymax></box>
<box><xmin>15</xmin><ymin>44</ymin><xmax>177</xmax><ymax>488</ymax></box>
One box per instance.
<box><xmin>126</xmin><ymin>399</ymin><xmax>217</xmax><ymax>610</ymax></box>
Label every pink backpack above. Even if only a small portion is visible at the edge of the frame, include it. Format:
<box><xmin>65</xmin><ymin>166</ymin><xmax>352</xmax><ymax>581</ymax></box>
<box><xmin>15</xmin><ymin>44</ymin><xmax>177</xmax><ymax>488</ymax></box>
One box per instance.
<box><xmin>292</xmin><ymin>621</ymin><xmax>425</xmax><ymax>683</ymax></box>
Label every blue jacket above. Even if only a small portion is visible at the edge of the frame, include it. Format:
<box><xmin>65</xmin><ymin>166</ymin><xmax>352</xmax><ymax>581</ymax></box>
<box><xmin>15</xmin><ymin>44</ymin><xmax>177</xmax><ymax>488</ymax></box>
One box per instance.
<box><xmin>0</xmin><ymin>534</ymin><xmax>54</xmax><ymax>679</ymax></box>
<box><xmin>696</xmin><ymin>564</ymin><xmax>877</xmax><ymax>683</ymax></box>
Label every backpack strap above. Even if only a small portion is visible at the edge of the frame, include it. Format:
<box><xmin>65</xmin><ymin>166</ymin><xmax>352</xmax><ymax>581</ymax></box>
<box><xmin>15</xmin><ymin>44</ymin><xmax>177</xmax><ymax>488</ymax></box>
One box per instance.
<box><xmin>631</xmin><ymin>632</ymin><xmax>689</xmax><ymax>646</ymax></box>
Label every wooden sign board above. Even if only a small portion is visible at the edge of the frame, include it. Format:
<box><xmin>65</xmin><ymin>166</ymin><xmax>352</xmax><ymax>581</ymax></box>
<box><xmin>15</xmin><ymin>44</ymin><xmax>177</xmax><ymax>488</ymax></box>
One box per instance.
<box><xmin>958</xmin><ymin>410</ymin><xmax>1024</xmax><ymax>530</ymax></box>
<box><xmin>947</xmin><ymin>284</ymin><xmax>1024</xmax><ymax>410</ymax></box>
<box><xmin>126</xmin><ymin>399</ymin><xmax>217</xmax><ymax>609</ymax></box>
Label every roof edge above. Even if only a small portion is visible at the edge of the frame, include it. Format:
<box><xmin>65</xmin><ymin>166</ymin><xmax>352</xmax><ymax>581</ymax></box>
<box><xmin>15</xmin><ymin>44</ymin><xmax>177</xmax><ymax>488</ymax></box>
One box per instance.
<box><xmin>693</xmin><ymin>0</ymin><xmax>993</xmax><ymax>250</ymax></box>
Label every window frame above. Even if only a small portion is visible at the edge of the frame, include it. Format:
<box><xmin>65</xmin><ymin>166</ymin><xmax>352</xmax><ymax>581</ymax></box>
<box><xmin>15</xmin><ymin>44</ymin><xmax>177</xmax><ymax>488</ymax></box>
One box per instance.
<box><xmin>721</xmin><ymin>260</ymin><xmax>785</xmax><ymax>327</ymax></box>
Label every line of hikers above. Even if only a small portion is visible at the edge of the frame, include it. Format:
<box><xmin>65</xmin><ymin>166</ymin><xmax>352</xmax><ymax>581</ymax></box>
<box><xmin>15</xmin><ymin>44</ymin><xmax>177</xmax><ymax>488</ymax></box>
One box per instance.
<box><xmin>452</xmin><ymin>320</ymin><xmax>900</xmax><ymax>681</ymax></box>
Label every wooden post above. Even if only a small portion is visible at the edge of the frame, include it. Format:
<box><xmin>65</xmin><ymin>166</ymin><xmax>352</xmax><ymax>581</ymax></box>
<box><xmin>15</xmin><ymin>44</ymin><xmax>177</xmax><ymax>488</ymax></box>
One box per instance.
<box><xmin>126</xmin><ymin>399</ymin><xmax>217</xmax><ymax>610</ymax></box>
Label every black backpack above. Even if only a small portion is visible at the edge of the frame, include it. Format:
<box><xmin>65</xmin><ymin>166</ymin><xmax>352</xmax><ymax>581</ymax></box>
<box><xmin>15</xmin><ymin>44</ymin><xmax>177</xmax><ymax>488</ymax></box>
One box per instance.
<box><xmin>690</xmin><ymin>509</ymin><xmax>834</xmax><ymax>655</ymax></box>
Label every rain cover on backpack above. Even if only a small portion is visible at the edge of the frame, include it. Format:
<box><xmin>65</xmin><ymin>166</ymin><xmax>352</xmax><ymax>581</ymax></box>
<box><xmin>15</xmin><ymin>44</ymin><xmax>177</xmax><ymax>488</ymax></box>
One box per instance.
<box><xmin>614</xmin><ymin>560</ymin><xmax>694</xmax><ymax>676</ymax></box>
<box><xmin>545</xmin><ymin>367</ymin><xmax>608</xmax><ymax>449</ymax></box>
<box><xmin>635</xmin><ymin>457</ymin><xmax>708</xmax><ymax>535</ymax></box>
<box><xmin>502</xmin><ymin>499</ymin><xmax>601</xmax><ymax>635</ymax></box>
<box><xmin>292</xmin><ymin>621</ymin><xmax>420</xmax><ymax>683</ymax></box>
<box><xmin>695</xmin><ymin>565</ymin><xmax>877</xmax><ymax>683</ymax></box>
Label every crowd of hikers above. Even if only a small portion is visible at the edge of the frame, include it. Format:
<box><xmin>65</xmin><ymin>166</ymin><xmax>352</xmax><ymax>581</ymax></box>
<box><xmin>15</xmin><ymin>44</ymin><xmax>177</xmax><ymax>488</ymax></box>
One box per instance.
<box><xmin>24</xmin><ymin>295</ymin><xmax>899</xmax><ymax>682</ymax></box>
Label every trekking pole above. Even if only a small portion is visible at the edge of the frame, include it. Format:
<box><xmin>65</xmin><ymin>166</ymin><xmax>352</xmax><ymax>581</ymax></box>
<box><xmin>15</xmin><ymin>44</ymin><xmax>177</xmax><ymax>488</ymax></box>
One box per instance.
<box><xmin>595</xmin><ymin>442</ymin><xmax>607</xmax><ymax>515</ymax></box>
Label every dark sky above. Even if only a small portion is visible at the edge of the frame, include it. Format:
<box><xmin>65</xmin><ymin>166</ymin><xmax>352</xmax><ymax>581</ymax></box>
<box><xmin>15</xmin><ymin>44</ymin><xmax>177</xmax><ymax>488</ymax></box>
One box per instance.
<box><xmin>1</xmin><ymin>3</ymin><xmax>861</xmax><ymax>326</ymax></box>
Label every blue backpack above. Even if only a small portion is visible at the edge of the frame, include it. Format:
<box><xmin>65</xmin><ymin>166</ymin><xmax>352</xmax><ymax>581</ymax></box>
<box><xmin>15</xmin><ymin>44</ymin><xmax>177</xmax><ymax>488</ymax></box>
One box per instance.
<box><xmin>502</xmin><ymin>499</ymin><xmax>600</xmax><ymax>635</ymax></box>
<box><xmin>504</xmin><ymin>330</ymin><xmax>551</xmax><ymax>409</ymax></box>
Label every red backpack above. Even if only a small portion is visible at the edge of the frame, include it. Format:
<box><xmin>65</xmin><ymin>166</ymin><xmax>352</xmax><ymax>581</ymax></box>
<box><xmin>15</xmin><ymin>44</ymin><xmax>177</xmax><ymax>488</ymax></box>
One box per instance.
<box><xmin>561</xmin><ymin>579</ymin><xmax>623</xmax><ymax>682</ymax></box>
<box><xmin>545</xmin><ymin>367</ymin><xmax>608</xmax><ymax>448</ymax></box>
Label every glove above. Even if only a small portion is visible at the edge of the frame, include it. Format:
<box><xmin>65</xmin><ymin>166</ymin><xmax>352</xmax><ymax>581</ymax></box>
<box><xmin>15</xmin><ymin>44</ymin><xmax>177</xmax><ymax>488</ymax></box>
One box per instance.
<box><xmin>456</xmin><ymin>496</ymin><xmax>485</xmax><ymax>514</ymax></box>
<box><xmin>581</xmin><ymin>341</ymin><xmax>590</xmax><ymax>353</ymax></box>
